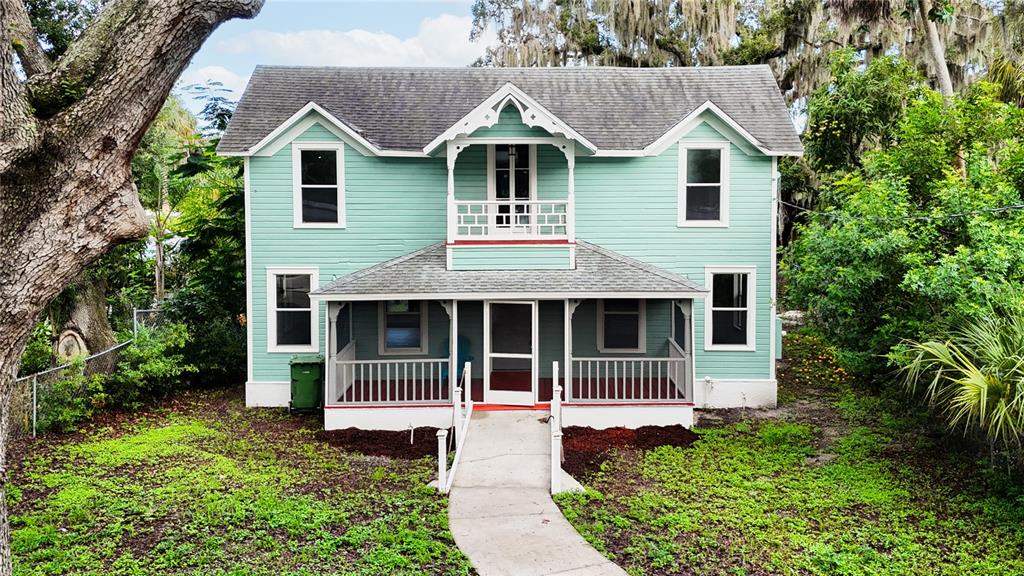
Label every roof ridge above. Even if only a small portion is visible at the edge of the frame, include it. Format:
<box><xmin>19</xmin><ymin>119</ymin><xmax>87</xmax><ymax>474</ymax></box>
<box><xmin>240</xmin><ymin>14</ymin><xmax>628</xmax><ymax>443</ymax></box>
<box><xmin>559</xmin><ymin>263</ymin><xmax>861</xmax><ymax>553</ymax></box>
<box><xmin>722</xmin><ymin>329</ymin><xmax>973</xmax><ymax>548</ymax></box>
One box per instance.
<box><xmin>577</xmin><ymin>240</ymin><xmax>700</xmax><ymax>289</ymax></box>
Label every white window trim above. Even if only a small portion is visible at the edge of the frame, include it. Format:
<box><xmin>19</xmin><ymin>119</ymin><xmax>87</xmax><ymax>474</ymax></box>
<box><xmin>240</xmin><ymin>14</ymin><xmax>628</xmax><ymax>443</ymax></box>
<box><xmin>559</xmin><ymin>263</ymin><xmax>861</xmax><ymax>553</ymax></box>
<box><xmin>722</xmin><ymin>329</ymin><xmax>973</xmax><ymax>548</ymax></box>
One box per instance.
<box><xmin>378</xmin><ymin>301</ymin><xmax>430</xmax><ymax>356</ymax></box>
<box><xmin>678</xmin><ymin>141</ymin><xmax>730</xmax><ymax>228</ymax></box>
<box><xmin>597</xmin><ymin>299</ymin><xmax>647</xmax><ymax>354</ymax></box>
<box><xmin>292</xmin><ymin>141</ymin><xmax>346</xmax><ymax>229</ymax></box>
<box><xmin>486</xmin><ymin>143</ymin><xmax>538</xmax><ymax>202</ymax></box>
<box><xmin>704</xmin><ymin>265</ymin><xmax>756</xmax><ymax>352</ymax></box>
<box><xmin>266</xmin><ymin>267</ymin><xmax>320</xmax><ymax>353</ymax></box>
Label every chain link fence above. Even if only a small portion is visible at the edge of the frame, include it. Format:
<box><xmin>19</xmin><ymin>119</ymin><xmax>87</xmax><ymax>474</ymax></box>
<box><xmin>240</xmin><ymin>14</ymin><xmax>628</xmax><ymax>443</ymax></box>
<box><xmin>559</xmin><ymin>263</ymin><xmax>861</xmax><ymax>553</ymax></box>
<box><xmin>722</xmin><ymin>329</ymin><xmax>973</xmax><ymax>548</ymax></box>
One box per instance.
<box><xmin>12</xmin><ymin>342</ymin><xmax>131</xmax><ymax>438</ymax></box>
<box><xmin>11</xmin><ymin>308</ymin><xmax>165</xmax><ymax>439</ymax></box>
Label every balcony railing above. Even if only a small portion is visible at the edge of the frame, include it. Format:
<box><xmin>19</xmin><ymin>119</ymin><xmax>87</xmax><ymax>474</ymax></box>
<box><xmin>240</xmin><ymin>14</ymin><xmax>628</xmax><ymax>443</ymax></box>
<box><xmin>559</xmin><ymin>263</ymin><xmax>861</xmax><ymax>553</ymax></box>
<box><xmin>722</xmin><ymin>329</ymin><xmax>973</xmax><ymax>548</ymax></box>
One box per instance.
<box><xmin>449</xmin><ymin>199</ymin><xmax>571</xmax><ymax>241</ymax></box>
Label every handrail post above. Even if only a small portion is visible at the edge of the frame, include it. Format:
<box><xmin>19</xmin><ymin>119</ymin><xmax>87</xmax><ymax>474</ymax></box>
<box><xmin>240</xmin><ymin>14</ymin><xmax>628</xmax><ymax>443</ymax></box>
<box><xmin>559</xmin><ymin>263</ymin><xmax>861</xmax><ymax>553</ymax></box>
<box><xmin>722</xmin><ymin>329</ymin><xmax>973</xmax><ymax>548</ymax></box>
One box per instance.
<box><xmin>437</xmin><ymin>429</ymin><xmax>448</xmax><ymax>493</ymax></box>
<box><xmin>551</xmin><ymin>361</ymin><xmax>562</xmax><ymax>494</ymax></box>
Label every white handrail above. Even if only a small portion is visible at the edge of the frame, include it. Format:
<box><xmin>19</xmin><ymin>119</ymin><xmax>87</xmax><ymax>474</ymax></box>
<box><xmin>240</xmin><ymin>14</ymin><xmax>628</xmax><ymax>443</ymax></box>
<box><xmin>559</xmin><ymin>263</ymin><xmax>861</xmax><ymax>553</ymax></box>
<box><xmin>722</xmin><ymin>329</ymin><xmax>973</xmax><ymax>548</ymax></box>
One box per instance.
<box><xmin>444</xmin><ymin>361</ymin><xmax>473</xmax><ymax>494</ymax></box>
<box><xmin>550</xmin><ymin>361</ymin><xmax>562</xmax><ymax>494</ymax></box>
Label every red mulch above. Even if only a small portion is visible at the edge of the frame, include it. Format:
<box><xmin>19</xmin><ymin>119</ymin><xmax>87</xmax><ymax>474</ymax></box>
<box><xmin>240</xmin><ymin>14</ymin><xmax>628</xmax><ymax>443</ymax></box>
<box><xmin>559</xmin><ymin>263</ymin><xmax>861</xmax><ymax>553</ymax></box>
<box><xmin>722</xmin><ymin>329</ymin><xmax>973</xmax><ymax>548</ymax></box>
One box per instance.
<box><xmin>316</xmin><ymin>426</ymin><xmax>447</xmax><ymax>460</ymax></box>
<box><xmin>562</xmin><ymin>425</ymin><xmax>699</xmax><ymax>479</ymax></box>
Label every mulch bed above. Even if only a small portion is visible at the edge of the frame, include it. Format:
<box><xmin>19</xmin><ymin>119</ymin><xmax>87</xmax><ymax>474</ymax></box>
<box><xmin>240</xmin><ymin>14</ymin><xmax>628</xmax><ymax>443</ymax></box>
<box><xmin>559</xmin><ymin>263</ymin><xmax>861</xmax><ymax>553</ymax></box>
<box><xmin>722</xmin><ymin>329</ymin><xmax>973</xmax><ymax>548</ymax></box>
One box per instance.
<box><xmin>316</xmin><ymin>426</ymin><xmax>446</xmax><ymax>459</ymax></box>
<box><xmin>562</xmin><ymin>425</ymin><xmax>699</xmax><ymax>479</ymax></box>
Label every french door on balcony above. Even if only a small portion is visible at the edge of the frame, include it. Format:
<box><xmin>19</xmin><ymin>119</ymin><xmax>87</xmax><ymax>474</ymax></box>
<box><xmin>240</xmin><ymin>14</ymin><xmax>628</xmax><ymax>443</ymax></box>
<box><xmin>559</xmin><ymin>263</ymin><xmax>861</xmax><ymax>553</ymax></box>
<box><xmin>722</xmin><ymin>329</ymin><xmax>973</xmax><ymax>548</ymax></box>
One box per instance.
<box><xmin>490</xmin><ymin>144</ymin><xmax>535</xmax><ymax>235</ymax></box>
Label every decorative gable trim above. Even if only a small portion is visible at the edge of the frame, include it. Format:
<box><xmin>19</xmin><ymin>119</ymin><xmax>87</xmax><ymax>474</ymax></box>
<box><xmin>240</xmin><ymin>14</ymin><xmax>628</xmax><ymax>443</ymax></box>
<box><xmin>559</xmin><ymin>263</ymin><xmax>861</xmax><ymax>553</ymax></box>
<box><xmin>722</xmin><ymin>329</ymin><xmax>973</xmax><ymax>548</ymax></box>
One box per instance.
<box><xmin>230</xmin><ymin>102</ymin><xmax>429</xmax><ymax>158</ymax></box>
<box><xmin>422</xmin><ymin>82</ymin><xmax>599</xmax><ymax>155</ymax></box>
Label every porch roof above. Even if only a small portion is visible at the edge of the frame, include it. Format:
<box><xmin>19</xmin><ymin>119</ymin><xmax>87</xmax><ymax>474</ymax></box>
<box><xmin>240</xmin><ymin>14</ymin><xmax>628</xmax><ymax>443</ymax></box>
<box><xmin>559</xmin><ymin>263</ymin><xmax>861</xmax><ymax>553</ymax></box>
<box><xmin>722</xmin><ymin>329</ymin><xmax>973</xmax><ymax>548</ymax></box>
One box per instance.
<box><xmin>310</xmin><ymin>241</ymin><xmax>707</xmax><ymax>301</ymax></box>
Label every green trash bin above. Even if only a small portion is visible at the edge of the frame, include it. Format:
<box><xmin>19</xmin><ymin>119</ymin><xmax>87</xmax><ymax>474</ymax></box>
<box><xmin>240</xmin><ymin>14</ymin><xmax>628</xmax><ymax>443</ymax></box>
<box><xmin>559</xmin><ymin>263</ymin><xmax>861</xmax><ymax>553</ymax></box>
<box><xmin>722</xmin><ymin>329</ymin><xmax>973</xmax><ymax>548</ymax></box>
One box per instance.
<box><xmin>289</xmin><ymin>354</ymin><xmax>324</xmax><ymax>413</ymax></box>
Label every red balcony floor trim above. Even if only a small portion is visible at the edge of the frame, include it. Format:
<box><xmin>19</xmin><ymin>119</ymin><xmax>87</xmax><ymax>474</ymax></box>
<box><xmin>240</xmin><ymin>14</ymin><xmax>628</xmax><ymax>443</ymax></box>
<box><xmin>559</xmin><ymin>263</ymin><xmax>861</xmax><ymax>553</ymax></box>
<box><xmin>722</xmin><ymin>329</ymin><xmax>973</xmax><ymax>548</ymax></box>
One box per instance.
<box><xmin>449</xmin><ymin>239</ymin><xmax>573</xmax><ymax>246</ymax></box>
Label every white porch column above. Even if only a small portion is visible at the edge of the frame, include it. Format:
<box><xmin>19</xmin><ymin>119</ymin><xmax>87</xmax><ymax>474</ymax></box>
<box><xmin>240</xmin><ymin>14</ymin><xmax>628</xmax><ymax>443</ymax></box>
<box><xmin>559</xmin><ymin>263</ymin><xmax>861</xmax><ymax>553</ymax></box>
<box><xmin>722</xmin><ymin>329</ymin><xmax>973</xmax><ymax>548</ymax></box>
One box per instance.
<box><xmin>326</xmin><ymin>302</ymin><xmax>341</xmax><ymax>406</ymax></box>
<box><xmin>566</xmin><ymin>146</ymin><xmax>576</xmax><ymax>244</ymax></box>
<box><xmin>449</xmin><ymin>299</ymin><xmax>458</xmax><ymax>402</ymax></box>
<box><xmin>447</xmin><ymin>142</ymin><xmax>457</xmax><ymax>243</ymax></box>
<box><xmin>563</xmin><ymin>299</ymin><xmax>571</xmax><ymax>403</ymax></box>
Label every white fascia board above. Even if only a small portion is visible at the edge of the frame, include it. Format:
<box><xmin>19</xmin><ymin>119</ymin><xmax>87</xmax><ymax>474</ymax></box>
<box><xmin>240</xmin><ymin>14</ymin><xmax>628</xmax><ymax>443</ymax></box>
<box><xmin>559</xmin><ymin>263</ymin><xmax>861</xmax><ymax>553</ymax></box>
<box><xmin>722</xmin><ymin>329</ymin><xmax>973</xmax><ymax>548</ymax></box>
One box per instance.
<box><xmin>422</xmin><ymin>82</ymin><xmax>599</xmax><ymax>155</ymax></box>
<box><xmin>309</xmin><ymin>291</ymin><xmax>708</xmax><ymax>302</ymax></box>
<box><xmin>645</xmin><ymin>101</ymin><xmax>772</xmax><ymax>156</ymax></box>
<box><xmin>237</xmin><ymin>102</ymin><xmax>429</xmax><ymax>158</ymax></box>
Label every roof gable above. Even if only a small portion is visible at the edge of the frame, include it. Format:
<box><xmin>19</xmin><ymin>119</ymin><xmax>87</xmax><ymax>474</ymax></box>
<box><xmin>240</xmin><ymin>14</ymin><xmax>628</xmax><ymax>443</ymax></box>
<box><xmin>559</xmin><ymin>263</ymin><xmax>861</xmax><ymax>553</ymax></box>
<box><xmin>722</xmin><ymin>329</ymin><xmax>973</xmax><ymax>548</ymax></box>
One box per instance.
<box><xmin>422</xmin><ymin>82</ymin><xmax>598</xmax><ymax>154</ymax></box>
<box><xmin>219</xmin><ymin>66</ymin><xmax>803</xmax><ymax>157</ymax></box>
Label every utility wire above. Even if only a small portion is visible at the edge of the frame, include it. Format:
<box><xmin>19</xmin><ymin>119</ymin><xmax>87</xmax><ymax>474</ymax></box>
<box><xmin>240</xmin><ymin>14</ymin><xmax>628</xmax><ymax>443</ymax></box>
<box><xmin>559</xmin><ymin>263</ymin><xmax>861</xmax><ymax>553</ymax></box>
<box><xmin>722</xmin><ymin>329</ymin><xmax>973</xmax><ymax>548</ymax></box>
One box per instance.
<box><xmin>780</xmin><ymin>200</ymin><xmax>1024</xmax><ymax>222</ymax></box>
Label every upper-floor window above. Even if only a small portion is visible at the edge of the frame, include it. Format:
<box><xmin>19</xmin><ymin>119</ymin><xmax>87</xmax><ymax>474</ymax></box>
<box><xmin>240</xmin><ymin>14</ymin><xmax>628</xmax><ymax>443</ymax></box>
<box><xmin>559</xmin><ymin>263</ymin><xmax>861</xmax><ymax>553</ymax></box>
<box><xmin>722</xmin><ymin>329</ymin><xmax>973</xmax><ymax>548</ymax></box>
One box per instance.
<box><xmin>489</xmin><ymin>144</ymin><xmax>535</xmax><ymax>229</ymax></box>
<box><xmin>704</xmin><ymin>266</ymin><xmax>755</xmax><ymax>351</ymax></box>
<box><xmin>292</xmin><ymin>142</ymin><xmax>345</xmax><ymax>228</ymax></box>
<box><xmin>267</xmin><ymin>267</ymin><xmax>319</xmax><ymax>352</ymax></box>
<box><xmin>678</xmin><ymin>143</ymin><xmax>729</xmax><ymax>227</ymax></box>
<box><xmin>598</xmin><ymin>299</ymin><xmax>646</xmax><ymax>353</ymax></box>
<box><xmin>379</xmin><ymin>300</ymin><xmax>428</xmax><ymax>355</ymax></box>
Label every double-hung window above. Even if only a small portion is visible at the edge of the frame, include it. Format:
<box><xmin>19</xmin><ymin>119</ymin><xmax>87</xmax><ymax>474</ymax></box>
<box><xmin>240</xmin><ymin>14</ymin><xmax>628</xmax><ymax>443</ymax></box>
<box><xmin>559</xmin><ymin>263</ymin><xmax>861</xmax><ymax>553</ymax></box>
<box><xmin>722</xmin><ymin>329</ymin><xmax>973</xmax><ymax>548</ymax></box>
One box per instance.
<box><xmin>292</xmin><ymin>142</ymin><xmax>345</xmax><ymax>228</ymax></box>
<box><xmin>267</xmin><ymin>268</ymin><xmax>319</xmax><ymax>352</ymax></box>
<box><xmin>705</xmin><ymin>266</ymin><xmax>756</xmax><ymax>351</ymax></box>
<box><xmin>379</xmin><ymin>300</ymin><xmax>428</xmax><ymax>355</ymax></box>
<box><xmin>678</xmin><ymin>143</ymin><xmax>729</xmax><ymax>227</ymax></box>
<box><xmin>598</xmin><ymin>299</ymin><xmax>646</xmax><ymax>353</ymax></box>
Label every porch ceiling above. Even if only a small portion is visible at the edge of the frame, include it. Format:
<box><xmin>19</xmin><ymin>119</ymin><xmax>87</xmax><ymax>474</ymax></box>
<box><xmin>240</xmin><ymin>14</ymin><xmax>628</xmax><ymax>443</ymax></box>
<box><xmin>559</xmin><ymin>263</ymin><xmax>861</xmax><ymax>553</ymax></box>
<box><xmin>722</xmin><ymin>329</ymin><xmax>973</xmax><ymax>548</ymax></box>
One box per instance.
<box><xmin>310</xmin><ymin>240</ymin><xmax>706</xmax><ymax>301</ymax></box>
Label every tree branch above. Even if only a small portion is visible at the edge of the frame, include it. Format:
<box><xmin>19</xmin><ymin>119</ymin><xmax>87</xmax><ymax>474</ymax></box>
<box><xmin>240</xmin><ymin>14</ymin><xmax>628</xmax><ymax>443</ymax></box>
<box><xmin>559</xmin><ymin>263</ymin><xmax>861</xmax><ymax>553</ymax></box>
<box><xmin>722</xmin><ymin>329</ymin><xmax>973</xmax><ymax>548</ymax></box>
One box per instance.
<box><xmin>0</xmin><ymin>0</ymin><xmax>40</xmax><ymax>172</ymax></box>
<box><xmin>3</xmin><ymin>0</ymin><xmax>50</xmax><ymax>77</ymax></box>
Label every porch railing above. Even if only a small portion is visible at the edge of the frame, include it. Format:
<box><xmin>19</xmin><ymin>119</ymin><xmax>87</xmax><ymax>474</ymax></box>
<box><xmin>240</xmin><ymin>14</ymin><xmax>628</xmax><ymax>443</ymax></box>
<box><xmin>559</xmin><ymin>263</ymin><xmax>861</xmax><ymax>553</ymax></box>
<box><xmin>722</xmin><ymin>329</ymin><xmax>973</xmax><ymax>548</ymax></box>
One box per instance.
<box><xmin>568</xmin><ymin>356</ymin><xmax>688</xmax><ymax>403</ymax></box>
<box><xmin>332</xmin><ymin>352</ymin><xmax>451</xmax><ymax>405</ymax></box>
<box><xmin>442</xmin><ymin>361</ymin><xmax>473</xmax><ymax>494</ymax></box>
<box><xmin>449</xmin><ymin>199</ymin><xmax>570</xmax><ymax>241</ymax></box>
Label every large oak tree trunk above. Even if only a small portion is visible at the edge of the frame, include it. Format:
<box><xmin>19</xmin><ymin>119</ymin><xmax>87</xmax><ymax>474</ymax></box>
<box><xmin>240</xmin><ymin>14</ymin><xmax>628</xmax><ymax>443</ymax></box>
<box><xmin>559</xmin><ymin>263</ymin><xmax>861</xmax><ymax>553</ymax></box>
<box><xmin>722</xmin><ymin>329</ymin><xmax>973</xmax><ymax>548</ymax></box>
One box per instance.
<box><xmin>0</xmin><ymin>1</ymin><xmax>263</xmax><ymax>572</ymax></box>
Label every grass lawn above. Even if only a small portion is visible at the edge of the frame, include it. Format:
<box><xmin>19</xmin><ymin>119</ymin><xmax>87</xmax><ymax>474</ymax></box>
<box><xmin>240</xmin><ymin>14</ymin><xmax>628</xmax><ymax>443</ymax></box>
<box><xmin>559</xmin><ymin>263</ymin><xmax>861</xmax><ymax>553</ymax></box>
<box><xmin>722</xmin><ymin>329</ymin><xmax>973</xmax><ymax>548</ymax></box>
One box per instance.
<box><xmin>7</xmin><ymin>389</ymin><xmax>472</xmax><ymax>576</ymax></box>
<box><xmin>555</xmin><ymin>333</ymin><xmax>1024</xmax><ymax>576</ymax></box>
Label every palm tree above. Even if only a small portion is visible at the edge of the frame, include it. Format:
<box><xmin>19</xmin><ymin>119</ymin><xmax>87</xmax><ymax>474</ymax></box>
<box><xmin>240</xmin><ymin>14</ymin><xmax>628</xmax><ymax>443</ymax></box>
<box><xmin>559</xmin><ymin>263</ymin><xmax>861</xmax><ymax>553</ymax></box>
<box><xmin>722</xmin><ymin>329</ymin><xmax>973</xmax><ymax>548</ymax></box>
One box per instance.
<box><xmin>132</xmin><ymin>97</ymin><xmax>199</xmax><ymax>301</ymax></box>
<box><xmin>899</xmin><ymin>312</ymin><xmax>1024</xmax><ymax>449</ymax></box>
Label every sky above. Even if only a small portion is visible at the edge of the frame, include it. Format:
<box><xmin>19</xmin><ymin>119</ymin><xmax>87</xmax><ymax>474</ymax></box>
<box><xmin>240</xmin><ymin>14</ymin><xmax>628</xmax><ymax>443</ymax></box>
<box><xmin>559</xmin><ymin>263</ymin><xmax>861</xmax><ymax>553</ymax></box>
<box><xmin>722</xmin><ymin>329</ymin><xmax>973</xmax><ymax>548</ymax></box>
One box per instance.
<box><xmin>177</xmin><ymin>0</ymin><xmax>495</xmax><ymax>114</ymax></box>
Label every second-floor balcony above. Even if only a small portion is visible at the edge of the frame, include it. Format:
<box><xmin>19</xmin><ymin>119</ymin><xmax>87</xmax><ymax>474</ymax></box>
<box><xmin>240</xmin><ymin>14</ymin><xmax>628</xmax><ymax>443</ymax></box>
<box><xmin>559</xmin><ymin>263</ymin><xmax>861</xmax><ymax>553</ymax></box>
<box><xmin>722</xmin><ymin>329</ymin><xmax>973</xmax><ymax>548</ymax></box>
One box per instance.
<box><xmin>448</xmin><ymin>198</ymin><xmax>573</xmax><ymax>242</ymax></box>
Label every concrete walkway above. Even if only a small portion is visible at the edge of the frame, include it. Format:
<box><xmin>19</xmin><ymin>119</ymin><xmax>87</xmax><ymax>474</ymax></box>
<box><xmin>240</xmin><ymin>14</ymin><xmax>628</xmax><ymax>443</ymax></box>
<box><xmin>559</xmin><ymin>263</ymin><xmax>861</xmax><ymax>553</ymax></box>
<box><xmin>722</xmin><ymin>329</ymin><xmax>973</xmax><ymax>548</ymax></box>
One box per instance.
<box><xmin>448</xmin><ymin>410</ymin><xmax>627</xmax><ymax>576</ymax></box>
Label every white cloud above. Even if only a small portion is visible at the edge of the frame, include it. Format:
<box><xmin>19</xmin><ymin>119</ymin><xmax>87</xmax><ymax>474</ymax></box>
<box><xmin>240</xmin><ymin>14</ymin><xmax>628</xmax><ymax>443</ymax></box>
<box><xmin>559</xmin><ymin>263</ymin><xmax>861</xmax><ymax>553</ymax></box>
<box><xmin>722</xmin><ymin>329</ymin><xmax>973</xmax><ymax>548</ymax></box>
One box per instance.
<box><xmin>217</xmin><ymin>13</ymin><xmax>494</xmax><ymax>67</ymax></box>
<box><xmin>177</xmin><ymin>65</ymin><xmax>249</xmax><ymax>97</ymax></box>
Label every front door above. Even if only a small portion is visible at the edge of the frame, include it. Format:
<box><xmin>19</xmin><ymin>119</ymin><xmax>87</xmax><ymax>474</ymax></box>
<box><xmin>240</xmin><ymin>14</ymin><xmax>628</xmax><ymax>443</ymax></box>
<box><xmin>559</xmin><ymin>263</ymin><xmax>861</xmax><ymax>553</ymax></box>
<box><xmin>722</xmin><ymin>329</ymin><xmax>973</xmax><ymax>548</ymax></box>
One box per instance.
<box><xmin>484</xmin><ymin>301</ymin><xmax>537</xmax><ymax>405</ymax></box>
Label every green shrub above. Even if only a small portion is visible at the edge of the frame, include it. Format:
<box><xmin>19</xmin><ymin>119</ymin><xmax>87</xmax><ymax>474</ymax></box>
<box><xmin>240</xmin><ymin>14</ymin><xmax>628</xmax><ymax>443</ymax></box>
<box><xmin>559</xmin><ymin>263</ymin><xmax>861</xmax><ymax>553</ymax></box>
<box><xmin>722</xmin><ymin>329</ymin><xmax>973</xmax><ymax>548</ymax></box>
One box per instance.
<box><xmin>106</xmin><ymin>323</ymin><xmax>196</xmax><ymax>407</ymax></box>
<box><xmin>162</xmin><ymin>288</ymin><xmax>245</xmax><ymax>386</ymax></box>
<box><xmin>894</xmin><ymin>304</ymin><xmax>1024</xmax><ymax>449</ymax></box>
<box><xmin>18</xmin><ymin>321</ymin><xmax>54</xmax><ymax>377</ymax></box>
<box><xmin>37</xmin><ymin>357</ymin><xmax>107</xmax><ymax>433</ymax></box>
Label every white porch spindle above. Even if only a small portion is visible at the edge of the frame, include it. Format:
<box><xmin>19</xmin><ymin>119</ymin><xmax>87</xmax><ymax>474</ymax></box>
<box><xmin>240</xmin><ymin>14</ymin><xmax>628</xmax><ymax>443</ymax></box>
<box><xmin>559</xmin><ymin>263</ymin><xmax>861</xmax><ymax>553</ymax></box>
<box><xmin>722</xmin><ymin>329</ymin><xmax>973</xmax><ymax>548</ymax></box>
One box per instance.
<box><xmin>568</xmin><ymin>343</ymin><xmax>688</xmax><ymax>404</ymax></box>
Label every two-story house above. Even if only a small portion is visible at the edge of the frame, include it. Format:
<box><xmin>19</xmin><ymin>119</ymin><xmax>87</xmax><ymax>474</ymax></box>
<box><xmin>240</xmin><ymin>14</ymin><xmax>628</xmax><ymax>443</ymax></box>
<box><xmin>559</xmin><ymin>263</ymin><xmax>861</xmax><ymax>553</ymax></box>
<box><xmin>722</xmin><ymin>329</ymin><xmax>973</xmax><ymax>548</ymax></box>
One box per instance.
<box><xmin>218</xmin><ymin>66</ymin><xmax>802</xmax><ymax>431</ymax></box>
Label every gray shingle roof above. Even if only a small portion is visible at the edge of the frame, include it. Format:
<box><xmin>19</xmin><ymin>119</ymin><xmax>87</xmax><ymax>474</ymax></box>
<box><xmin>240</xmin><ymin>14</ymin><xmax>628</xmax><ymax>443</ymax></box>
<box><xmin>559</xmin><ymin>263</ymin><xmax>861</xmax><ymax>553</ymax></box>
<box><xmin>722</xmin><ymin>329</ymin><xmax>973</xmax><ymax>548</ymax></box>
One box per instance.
<box><xmin>310</xmin><ymin>240</ymin><xmax>706</xmax><ymax>299</ymax></box>
<box><xmin>219</xmin><ymin>66</ymin><xmax>802</xmax><ymax>155</ymax></box>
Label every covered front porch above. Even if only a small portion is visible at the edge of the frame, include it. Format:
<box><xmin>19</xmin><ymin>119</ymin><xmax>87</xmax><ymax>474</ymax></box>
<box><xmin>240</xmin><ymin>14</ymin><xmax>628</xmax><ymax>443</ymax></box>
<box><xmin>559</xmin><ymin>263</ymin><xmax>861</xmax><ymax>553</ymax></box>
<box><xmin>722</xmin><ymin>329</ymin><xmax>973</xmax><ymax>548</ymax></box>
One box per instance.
<box><xmin>310</xmin><ymin>241</ymin><xmax>705</xmax><ymax>430</ymax></box>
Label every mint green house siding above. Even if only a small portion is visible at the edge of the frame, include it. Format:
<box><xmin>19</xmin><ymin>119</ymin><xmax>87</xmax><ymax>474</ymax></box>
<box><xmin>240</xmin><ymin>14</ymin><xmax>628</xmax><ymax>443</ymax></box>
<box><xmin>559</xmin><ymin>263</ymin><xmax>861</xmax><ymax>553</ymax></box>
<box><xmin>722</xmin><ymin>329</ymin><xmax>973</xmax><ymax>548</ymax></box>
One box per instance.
<box><xmin>247</xmin><ymin>114</ymin><xmax>775</xmax><ymax>387</ymax></box>
<box><xmin>573</xmin><ymin>121</ymin><xmax>773</xmax><ymax>380</ymax></box>
<box><xmin>450</xmin><ymin>246</ymin><xmax>573</xmax><ymax>270</ymax></box>
<box><xmin>248</xmin><ymin>122</ymin><xmax>447</xmax><ymax>382</ymax></box>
